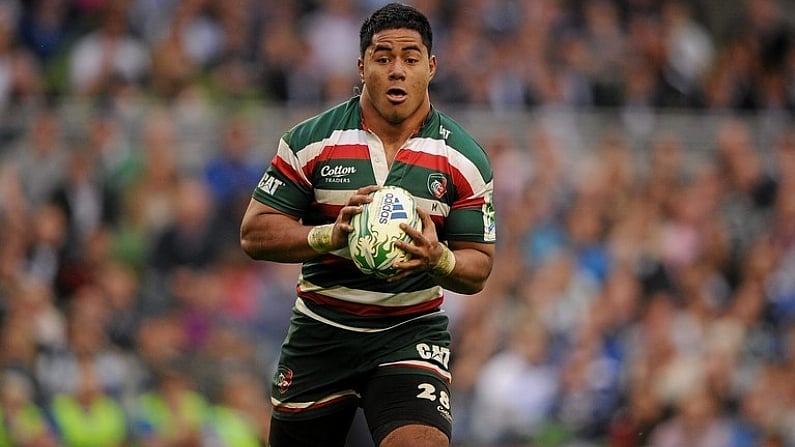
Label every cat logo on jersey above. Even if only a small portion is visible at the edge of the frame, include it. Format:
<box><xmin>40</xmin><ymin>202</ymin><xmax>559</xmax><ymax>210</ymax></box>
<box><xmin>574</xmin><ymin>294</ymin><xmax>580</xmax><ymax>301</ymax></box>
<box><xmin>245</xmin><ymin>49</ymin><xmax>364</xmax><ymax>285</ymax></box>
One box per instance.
<box><xmin>427</xmin><ymin>173</ymin><xmax>447</xmax><ymax>199</ymax></box>
<box><xmin>258</xmin><ymin>173</ymin><xmax>284</xmax><ymax>195</ymax></box>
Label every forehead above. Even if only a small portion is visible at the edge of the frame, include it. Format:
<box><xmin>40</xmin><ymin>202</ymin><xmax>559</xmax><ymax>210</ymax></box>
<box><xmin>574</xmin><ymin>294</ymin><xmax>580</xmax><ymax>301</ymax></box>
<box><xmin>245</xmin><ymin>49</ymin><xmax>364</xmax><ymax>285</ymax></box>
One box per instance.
<box><xmin>368</xmin><ymin>28</ymin><xmax>426</xmax><ymax>52</ymax></box>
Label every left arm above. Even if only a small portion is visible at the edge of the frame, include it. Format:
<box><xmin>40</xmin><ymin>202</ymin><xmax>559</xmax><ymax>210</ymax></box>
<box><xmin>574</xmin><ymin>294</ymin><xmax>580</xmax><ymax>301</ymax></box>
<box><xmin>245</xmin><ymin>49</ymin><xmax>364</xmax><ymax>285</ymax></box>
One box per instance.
<box><xmin>391</xmin><ymin>208</ymin><xmax>494</xmax><ymax>294</ymax></box>
<box><xmin>431</xmin><ymin>239</ymin><xmax>494</xmax><ymax>294</ymax></box>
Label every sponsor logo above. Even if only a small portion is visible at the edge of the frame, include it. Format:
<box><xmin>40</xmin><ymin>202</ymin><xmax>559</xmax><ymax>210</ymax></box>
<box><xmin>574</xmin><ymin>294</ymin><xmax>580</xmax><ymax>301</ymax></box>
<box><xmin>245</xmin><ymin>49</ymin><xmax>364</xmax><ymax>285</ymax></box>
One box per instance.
<box><xmin>427</xmin><ymin>174</ymin><xmax>447</xmax><ymax>199</ymax></box>
<box><xmin>483</xmin><ymin>191</ymin><xmax>496</xmax><ymax>242</ymax></box>
<box><xmin>438</xmin><ymin>124</ymin><xmax>451</xmax><ymax>139</ymax></box>
<box><xmin>378</xmin><ymin>192</ymin><xmax>408</xmax><ymax>223</ymax></box>
<box><xmin>320</xmin><ymin>165</ymin><xmax>356</xmax><ymax>183</ymax></box>
<box><xmin>436</xmin><ymin>405</ymin><xmax>453</xmax><ymax>423</ymax></box>
<box><xmin>258</xmin><ymin>174</ymin><xmax>284</xmax><ymax>195</ymax></box>
<box><xmin>416</xmin><ymin>343</ymin><xmax>451</xmax><ymax>369</ymax></box>
<box><xmin>276</xmin><ymin>367</ymin><xmax>293</xmax><ymax>394</ymax></box>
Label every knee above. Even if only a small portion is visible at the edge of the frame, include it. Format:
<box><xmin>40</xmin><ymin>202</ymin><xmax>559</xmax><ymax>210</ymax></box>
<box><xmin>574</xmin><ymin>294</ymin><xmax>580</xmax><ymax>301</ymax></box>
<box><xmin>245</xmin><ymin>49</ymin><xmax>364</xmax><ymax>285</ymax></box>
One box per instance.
<box><xmin>379</xmin><ymin>424</ymin><xmax>449</xmax><ymax>447</ymax></box>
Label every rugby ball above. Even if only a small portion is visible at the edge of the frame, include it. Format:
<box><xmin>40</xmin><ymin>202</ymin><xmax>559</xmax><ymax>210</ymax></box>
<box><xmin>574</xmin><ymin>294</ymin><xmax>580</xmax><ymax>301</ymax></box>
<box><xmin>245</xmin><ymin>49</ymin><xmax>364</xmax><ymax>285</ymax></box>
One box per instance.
<box><xmin>349</xmin><ymin>186</ymin><xmax>422</xmax><ymax>278</ymax></box>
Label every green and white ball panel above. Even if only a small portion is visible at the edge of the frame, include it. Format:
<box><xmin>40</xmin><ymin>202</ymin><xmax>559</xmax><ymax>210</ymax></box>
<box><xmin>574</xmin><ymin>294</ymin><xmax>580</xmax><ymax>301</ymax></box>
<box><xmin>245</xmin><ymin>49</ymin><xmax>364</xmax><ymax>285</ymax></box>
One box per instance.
<box><xmin>349</xmin><ymin>186</ymin><xmax>421</xmax><ymax>278</ymax></box>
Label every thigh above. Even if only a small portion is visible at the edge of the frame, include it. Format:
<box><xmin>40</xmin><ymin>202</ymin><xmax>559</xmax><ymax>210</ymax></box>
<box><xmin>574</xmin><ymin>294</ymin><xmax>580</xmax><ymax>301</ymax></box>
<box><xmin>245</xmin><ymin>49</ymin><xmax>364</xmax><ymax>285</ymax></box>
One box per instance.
<box><xmin>270</xmin><ymin>311</ymin><xmax>363</xmax><ymax>419</ymax></box>
<box><xmin>380</xmin><ymin>424</ymin><xmax>449</xmax><ymax>447</ymax></box>
<box><xmin>268</xmin><ymin>407</ymin><xmax>358</xmax><ymax>447</ymax></box>
<box><xmin>362</xmin><ymin>373</ymin><xmax>452</xmax><ymax>446</ymax></box>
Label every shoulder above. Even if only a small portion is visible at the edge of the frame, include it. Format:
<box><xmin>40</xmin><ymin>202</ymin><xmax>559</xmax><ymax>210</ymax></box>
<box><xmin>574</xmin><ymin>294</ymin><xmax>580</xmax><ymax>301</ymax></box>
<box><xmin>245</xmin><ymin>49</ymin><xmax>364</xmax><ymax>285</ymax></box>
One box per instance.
<box><xmin>282</xmin><ymin>98</ymin><xmax>361</xmax><ymax>152</ymax></box>
<box><xmin>428</xmin><ymin>109</ymin><xmax>492</xmax><ymax>178</ymax></box>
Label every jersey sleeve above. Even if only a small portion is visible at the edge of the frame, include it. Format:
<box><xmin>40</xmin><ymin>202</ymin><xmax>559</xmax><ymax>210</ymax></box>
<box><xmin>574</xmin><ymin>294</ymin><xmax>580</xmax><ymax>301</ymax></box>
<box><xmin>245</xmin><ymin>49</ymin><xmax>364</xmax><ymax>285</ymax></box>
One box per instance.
<box><xmin>251</xmin><ymin>137</ymin><xmax>313</xmax><ymax>218</ymax></box>
<box><xmin>445</xmin><ymin>179</ymin><xmax>496</xmax><ymax>244</ymax></box>
<box><xmin>444</xmin><ymin>130</ymin><xmax>497</xmax><ymax>244</ymax></box>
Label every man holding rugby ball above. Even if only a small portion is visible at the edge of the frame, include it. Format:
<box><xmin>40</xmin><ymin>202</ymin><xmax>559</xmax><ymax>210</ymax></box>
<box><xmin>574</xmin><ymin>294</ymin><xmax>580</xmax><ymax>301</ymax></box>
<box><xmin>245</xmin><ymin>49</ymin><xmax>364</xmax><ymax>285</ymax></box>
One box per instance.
<box><xmin>240</xmin><ymin>3</ymin><xmax>496</xmax><ymax>446</ymax></box>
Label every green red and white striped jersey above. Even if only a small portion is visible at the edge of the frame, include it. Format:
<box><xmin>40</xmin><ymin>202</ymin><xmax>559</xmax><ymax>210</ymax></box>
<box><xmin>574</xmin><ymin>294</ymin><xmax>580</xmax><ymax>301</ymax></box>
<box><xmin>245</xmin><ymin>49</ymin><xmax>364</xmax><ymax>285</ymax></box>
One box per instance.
<box><xmin>252</xmin><ymin>96</ymin><xmax>496</xmax><ymax>331</ymax></box>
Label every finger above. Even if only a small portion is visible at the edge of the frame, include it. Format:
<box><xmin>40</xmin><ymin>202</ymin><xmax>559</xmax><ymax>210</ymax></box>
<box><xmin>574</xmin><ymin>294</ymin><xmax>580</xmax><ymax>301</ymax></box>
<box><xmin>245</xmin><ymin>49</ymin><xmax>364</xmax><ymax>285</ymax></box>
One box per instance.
<box><xmin>386</xmin><ymin>271</ymin><xmax>410</xmax><ymax>282</ymax></box>
<box><xmin>348</xmin><ymin>194</ymin><xmax>374</xmax><ymax>206</ymax></box>
<box><xmin>336</xmin><ymin>205</ymin><xmax>361</xmax><ymax>226</ymax></box>
<box><xmin>399</xmin><ymin>221</ymin><xmax>424</xmax><ymax>240</ymax></box>
<box><xmin>394</xmin><ymin>239</ymin><xmax>420</xmax><ymax>254</ymax></box>
<box><xmin>356</xmin><ymin>184</ymin><xmax>381</xmax><ymax>196</ymax></box>
<box><xmin>385</xmin><ymin>263</ymin><xmax>418</xmax><ymax>282</ymax></box>
<box><xmin>417</xmin><ymin>207</ymin><xmax>435</xmax><ymax>230</ymax></box>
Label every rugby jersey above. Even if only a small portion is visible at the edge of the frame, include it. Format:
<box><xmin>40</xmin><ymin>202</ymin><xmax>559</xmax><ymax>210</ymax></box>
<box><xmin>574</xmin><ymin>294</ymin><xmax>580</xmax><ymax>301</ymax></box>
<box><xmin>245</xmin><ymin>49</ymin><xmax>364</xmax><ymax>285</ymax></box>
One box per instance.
<box><xmin>252</xmin><ymin>96</ymin><xmax>496</xmax><ymax>331</ymax></box>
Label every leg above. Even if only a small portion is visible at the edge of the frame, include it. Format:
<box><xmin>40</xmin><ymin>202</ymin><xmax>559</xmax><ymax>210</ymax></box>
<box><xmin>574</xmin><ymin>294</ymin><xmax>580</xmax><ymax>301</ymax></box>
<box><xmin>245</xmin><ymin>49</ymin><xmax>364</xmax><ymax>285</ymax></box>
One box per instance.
<box><xmin>379</xmin><ymin>424</ymin><xmax>449</xmax><ymax>447</ymax></box>
<box><xmin>268</xmin><ymin>311</ymin><xmax>362</xmax><ymax>446</ymax></box>
<box><xmin>268</xmin><ymin>406</ymin><xmax>357</xmax><ymax>447</ymax></box>
<box><xmin>362</xmin><ymin>374</ymin><xmax>452</xmax><ymax>447</ymax></box>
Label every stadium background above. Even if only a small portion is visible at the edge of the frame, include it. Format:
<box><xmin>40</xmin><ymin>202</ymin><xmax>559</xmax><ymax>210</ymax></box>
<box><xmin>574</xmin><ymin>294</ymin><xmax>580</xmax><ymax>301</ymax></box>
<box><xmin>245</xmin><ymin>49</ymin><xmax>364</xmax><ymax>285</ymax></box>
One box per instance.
<box><xmin>1</xmin><ymin>0</ymin><xmax>795</xmax><ymax>446</ymax></box>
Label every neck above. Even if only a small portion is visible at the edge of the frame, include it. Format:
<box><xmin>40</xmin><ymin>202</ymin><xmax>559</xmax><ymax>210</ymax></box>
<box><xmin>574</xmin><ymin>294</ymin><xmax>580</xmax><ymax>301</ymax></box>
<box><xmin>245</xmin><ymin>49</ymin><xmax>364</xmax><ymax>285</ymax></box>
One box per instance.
<box><xmin>359</xmin><ymin>92</ymin><xmax>430</xmax><ymax>147</ymax></box>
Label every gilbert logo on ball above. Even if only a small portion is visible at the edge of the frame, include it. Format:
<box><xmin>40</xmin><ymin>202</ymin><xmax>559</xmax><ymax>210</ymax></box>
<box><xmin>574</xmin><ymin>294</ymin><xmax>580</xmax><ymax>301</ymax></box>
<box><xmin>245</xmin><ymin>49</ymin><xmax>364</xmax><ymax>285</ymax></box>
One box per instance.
<box><xmin>349</xmin><ymin>186</ymin><xmax>422</xmax><ymax>278</ymax></box>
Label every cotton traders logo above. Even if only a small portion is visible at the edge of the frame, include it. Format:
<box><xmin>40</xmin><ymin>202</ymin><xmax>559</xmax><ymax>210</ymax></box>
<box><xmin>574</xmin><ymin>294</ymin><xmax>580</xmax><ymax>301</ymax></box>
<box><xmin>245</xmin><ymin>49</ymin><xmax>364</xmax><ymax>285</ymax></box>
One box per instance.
<box><xmin>320</xmin><ymin>165</ymin><xmax>356</xmax><ymax>183</ymax></box>
<box><xmin>427</xmin><ymin>173</ymin><xmax>447</xmax><ymax>199</ymax></box>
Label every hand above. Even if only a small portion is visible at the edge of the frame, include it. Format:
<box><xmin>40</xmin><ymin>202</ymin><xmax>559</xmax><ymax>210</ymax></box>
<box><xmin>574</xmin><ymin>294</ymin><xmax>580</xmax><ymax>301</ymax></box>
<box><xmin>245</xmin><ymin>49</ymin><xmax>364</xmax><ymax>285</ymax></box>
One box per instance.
<box><xmin>330</xmin><ymin>185</ymin><xmax>380</xmax><ymax>249</ymax></box>
<box><xmin>388</xmin><ymin>207</ymin><xmax>445</xmax><ymax>281</ymax></box>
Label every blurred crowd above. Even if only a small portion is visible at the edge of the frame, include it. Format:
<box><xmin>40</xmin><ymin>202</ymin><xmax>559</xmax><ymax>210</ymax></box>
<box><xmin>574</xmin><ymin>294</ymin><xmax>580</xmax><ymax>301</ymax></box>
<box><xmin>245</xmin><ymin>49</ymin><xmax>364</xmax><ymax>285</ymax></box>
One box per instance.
<box><xmin>0</xmin><ymin>0</ymin><xmax>792</xmax><ymax>111</ymax></box>
<box><xmin>1</xmin><ymin>0</ymin><xmax>795</xmax><ymax>446</ymax></box>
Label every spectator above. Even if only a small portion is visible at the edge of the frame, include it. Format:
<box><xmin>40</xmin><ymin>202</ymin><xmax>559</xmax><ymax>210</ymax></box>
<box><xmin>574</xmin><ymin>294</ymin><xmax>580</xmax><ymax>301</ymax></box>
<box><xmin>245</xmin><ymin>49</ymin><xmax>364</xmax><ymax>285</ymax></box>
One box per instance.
<box><xmin>67</xmin><ymin>0</ymin><xmax>150</xmax><ymax>96</ymax></box>
<box><xmin>49</xmin><ymin>148</ymin><xmax>119</xmax><ymax>257</ymax></box>
<box><xmin>139</xmin><ymin>176</ymin><xmax>224</xmax><ymax>314</ymax></box>
<box><xmin>0</xmin><ymin>368</ymin><xmax>59</xmax><ymax>447</ymax></box>
<box><xmin>470</xmin><ymin>313</ymin><xmax>559</xmax><ymax>444</ymax></box>
<box><xmin>660</xmin><ymin>0</ymin><xmax>715</xmax><ymax>106</ymax></box>
<box><xmin>5</xmin><ymin>108</ymin><xmax>68</xmax><ymax>208</ymax></box>
<box><xmin>300</xmin><ymin>0</ymin><xmax>360</xmax><ymax>102</ymax></box>
<box><xmin>131</xmin><ymin>362</ymin><xmax>209</xmax><ymax>447</ymax></box>
<box><xmin>203</xmin><ymin>369</ymin><xmax>269</xmax><ymax>446</ymax></box>
<box><xmin>0</xmin><ymin>3</ymin><xmax>45</xmax><ymax>113</ymax></box>
<box><xmin>48</xmin><ymin>359</ymin><xmax>128</xmax><ymax>447</ymax></box>
<box><xmin>35</xmin><ymin>285</ymin><xmax>144</xmax><ymax>403</ymax></box>
<box><xmin>648</xmin><ymin>385</ymin><xmax>734</xmax><ymax>447</ymax></box>
<box><xmin>17</xmin><ymin>0</ymin><xmax>70</xmax><ymax>66</ymax></box>
<box><xmin>25</xmin><ymin>203</ymin><xmax>69</xmax><ymax>289</ymax></box>
<box><xmin>205</xmin><ymin>0</ymin><xmax>259</xmax><ymax>100</ymax></box>
<box><xmin>203</xmin><ymin>115</ymin><xmax>263</xmax><ymax>238</ymax></box>
<box><xmin>96</xmin><ymin>259</ymin><xmax>142</xmax><ymax>351</ymax></box>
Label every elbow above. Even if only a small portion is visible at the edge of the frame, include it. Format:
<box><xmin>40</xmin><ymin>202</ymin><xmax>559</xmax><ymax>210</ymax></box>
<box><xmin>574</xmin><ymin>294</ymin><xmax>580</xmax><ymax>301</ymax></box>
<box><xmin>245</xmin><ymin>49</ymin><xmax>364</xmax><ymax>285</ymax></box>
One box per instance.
<box><xmin>240</xmin><ymin>240</ymin><xmax>255</xmax><ymax>259</ymax></box>
<box><xmin>464</xmin><ymin>263</ymin><xmax>494</xmax><ymax>294</ymax></box>
<box><xmin>462</xmin><ymin>278</ymin><xmax>488</xmax><ymax>295</ymax></box>
<box><xmin>444</xmin><ymin>271</ymin><xmax>491</xmax><ymax>295</ymax></box>
<box><xmin>239</xmin><ymin>229</ymin><xmax>260</xmax><ymax>260</ymax></box>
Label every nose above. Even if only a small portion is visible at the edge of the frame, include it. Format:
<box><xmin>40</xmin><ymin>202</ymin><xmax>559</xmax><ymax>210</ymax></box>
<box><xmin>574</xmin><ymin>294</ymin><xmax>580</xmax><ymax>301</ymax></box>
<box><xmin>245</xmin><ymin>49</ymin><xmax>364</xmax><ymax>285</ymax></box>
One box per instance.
<box><xmin>389</xmin><ymin>60</ymin><xmax>406</xmax><ymax>80</ymax></box>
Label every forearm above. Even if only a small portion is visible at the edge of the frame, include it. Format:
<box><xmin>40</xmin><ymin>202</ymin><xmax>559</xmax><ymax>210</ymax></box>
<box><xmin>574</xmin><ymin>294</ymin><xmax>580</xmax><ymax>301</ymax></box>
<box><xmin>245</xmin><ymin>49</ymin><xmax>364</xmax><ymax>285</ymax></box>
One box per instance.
<box><xmin>432</xmin><ymin>246</ymin><xmax>493</xmax><ymax>294</ymax></box>
<box><xmin>239</xmin><ymin>201</ymin><xmax>324</xmax><ymax>263</ymax></box>
<box><xmin>240</xmin><ymin>220</ymin><xmax>318</xmax><ymax>263</ymax></box>
<box><xmin>416</xmin><ymin>242</ymin><xmax>494</xmax><ymax>295</ymax></box>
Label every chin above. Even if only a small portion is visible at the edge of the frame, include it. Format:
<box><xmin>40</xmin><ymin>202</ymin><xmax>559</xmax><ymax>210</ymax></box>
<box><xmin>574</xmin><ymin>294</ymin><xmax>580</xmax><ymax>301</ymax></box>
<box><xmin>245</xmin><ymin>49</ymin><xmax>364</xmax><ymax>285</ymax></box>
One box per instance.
<box><xmin>382</xmin><ymin>103</ymin><xmax>415</xmax><ymax>123</ymax></box>
<box><xmin>385</xmin><ymin>112</ymin><xmax>408</xmax><ymax>124</ymax></box>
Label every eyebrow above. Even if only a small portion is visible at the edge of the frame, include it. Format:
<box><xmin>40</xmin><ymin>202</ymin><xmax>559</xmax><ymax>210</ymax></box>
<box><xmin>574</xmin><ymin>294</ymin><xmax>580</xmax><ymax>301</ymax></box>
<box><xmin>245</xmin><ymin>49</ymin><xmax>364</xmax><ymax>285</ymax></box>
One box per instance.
<box><xmin>372</xmin><ymin>43</ymin><xmax>423</xmax><ymax>53</ymax></box>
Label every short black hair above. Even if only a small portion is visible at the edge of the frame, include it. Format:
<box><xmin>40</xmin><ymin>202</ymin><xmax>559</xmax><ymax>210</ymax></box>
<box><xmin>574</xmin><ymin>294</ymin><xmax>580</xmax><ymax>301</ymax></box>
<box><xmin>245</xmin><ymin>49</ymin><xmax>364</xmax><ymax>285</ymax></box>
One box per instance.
<box><xmin>359</xmin><ymin>2</ymin><xmax>433</xmax><ymax>57</ymax></box>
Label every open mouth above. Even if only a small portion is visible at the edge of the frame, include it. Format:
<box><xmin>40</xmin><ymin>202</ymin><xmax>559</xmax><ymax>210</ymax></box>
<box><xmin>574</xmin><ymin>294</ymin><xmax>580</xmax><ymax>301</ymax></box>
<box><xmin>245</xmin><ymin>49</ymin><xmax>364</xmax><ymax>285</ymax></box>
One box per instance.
<box><xmin>386</xmin><ymin>87</ymin><xmax>407</xmax><ymax>103</ymax></box>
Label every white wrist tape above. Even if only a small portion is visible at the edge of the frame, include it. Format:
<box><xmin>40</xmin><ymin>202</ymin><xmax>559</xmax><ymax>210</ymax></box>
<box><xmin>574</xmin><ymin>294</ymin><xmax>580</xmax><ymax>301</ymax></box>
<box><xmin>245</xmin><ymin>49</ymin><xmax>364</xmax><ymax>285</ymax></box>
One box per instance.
<box><xmin>307</xmin><ymin>224</ymin><xmax>335</xmax><ymax>254</ymax></box>
<box><xmin>431</xmin><ymin>243</ymin><xmax>456</xmax><ymax>277</ymax></box>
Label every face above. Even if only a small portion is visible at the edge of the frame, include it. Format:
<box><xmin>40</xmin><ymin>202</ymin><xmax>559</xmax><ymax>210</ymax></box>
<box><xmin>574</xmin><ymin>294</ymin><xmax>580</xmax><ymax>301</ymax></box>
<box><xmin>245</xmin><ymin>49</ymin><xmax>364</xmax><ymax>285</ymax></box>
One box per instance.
<box><xmin>359</xmin><ymin>28</ymin><xmax>436</xmax><ymax>126</ymax></box>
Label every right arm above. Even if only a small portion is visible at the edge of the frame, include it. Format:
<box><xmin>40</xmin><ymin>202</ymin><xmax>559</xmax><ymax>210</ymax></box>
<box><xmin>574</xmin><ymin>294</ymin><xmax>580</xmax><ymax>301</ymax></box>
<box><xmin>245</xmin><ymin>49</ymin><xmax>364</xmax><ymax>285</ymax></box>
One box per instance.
<box><xmin>239</xmin><ymin>199</ymin><xmax>320</xmax><ymax>263</ymax></box>
<box><xmin>239</xmin><ymin>185</ymin><xmax>379</xmax><ymax>263</ymax></box>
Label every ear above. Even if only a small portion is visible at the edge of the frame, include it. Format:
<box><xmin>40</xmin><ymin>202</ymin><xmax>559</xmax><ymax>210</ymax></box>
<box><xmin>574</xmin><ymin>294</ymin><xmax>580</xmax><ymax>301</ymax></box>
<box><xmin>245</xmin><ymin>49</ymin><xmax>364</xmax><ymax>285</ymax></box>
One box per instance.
<box><xmin>428</xmin><ymin>55</ymin><xmax>437</xmax><ymax>80</ymax></box>
<box><xmin>357</xmin><ymin>58</ymin><xmax>365</xmax><ymax>82</ymax></box>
